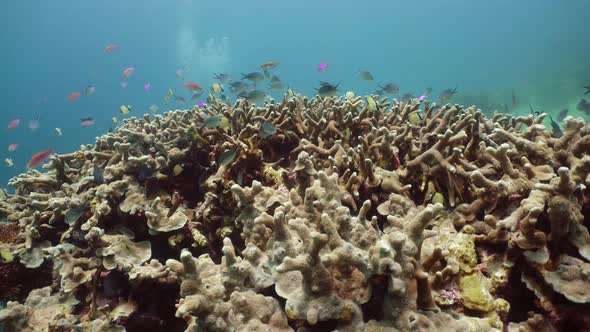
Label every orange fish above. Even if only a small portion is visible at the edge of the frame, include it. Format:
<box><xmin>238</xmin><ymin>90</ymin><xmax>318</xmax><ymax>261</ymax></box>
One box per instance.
<box><xmin>27</xmin><ymin>148</ymin><xmax>53</xmax><ymax>169</ymax></box>
<box><xmin>183</xmin><ymin>82</ymin><xmax>203</xmax><ymax>91</ymax></box>
<box><xmin>122</xmin><ymin>67</ymin><xmax>135</xmax><ymax>78</ymax></box>
<box><xmin>104</xmin><ymin>44</ymin><xmax>120</xmax><ymax>53</ymax></box>
<box><xmin>68</xmin><ymin>92</ymin><xmax>81</xmax><ymax>102</ymax></box>
<box><xmin>260</xmin><ymin>61</ymin><xmax>279</xmax><ymax>70</ymax></box>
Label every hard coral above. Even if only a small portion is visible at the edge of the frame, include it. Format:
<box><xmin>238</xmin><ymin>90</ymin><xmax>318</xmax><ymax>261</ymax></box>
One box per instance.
<box><xmin>0</xmin><ymin>93</ymin><xmax>589</xmax><ymax>331</ymax></box>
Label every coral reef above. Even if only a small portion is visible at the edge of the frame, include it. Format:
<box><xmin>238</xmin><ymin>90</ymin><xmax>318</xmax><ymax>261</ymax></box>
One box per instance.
<box><xmin>0</xmin><ymin>94</ymin><xmax>589</xmax><ymax>331</ymax></box>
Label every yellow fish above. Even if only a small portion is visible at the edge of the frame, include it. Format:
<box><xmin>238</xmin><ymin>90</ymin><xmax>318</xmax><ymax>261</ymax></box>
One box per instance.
<box><xmin>54</xmin><ymin>128</ymin><xmax>62</xmax><ymax>136</ymax></box>
<box><xmin>365</xmin><ymin>95</ymin><xmax>378</xmax><ymax>111</ymax></box>
<box><xmin>4</xmin><ymin>158</ymin><xmax>13</xmax><ymax>167</ymax></box>
<box><xmin>0</xmin><ymin>248</ymin><xmax>13</xmax><ymax>263</ymax></box>
<box><xmin>112</xmin><ymin>117</ymin><xmax>118</xmax><ymax>123</ymax></box>
<box><xmin>211</xmin><ymin>82</ymin><xmax>224</xmax><ymax>94</ymax></box>
<box><xmin>424</xmin><ymin>181</ymin><xmax>445</xmax><ymax>205</ymax></box>
<box><xmin>408</xmin><ymin>111</ymin><xmax>423</xmax><ymax>125</ymax></box>
<box><xmin>120</xmin><ymin>105</ymin><xmax>132</xmax><ymax>115</ymax></box>
<box><xmin>167</xmin><ymin>88</ymin><xmax>174</xmax><ymax>97</ymax></box>
<box><xmin>172</xmin><ymin>164</ymin><xmax>184</xmax><ymax>176</ymax></box>
<box><xmin>345</xmin><ymin>91</ymin><xmax>356</xmax><ymax>100</ymax></box>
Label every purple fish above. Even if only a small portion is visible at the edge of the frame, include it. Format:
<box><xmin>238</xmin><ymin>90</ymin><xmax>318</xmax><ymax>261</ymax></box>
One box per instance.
<box><xmin>143</xmin><ymin>82</ymin><xmax>151</xmax><ymax>91</ymax></box>
<box><xmin>416</xmin><ymin>94</ymin><xmax>427</xmax><ymax>102</ymax></box>
<box><xmin>317</xmin><ymin>62</ymin><xmax>328</xmax><ymax>72</ymax></box>
<box><xmin>197</xmin><ymin>101</ymin><xmax>207</xmax><ymax>108</ymax></box>
<box><xmin>121</xmin><ymin>82</ymin><xmax>127</xmax><ymax>88</ymax></box>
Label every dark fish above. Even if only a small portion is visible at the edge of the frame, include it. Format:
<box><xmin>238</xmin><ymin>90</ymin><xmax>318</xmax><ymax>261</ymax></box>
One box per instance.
<box><xmin>93</xmin><ymin>163</ymin><xmax>104</xmax><ymax>184</ymax></box>
<box><xmin>138</xmin><ymin>166</ymin><xmax>154</xmax><ymax>182</ymax></box>
<box><xmin>241</xmin><ymin>72</ymin><xmax>264</xmax><ymax>82</ymax></box>
<box><xmin>529</xmin><ymin>104</ymin><xmax>541</xmax><ymax>117</ymax></box>
<box><xmin>557</xmin><ymin>109</ymin><xmax>568</xmax><ymax>122</ymax></box>
<box><xmin>577</xmin><ymin>99</ymin><xmax>590</xmax><ymax>114</ymax></box>
<box><xmin>213</xmin><ymin>73</ymin><xmax>231</xmax><ymax>83</ymax></box>
<box><xmin>64</xmin><ymin>206</ymin><xmax>85</xmax><ymax>225</ymax></box>
<box><xmin>315</xmin><ymin>82</ymin><xmax>339</xmax><ymax>97</ymax></box>
<box><xmin>504</xmin><ymin>104</ymin><xmax>510</xmax><ymax>113</ymax></box>
<box><xmin>371</xmin><ymin>89</ymin><xmax>384</xmax><ymax>96</ymax></box>
<box><xmin>263</xmin><ymin>69</ymin><xmax>271</xmax><ymax>79</ymax></box>
<box><xmin>548</xmin><ymin>115</ymin><xmax>563</xmax><ymax>138</ymax></box>
<box><xmin>438</xmin><ymin>86</ymin><xmax>458</xmax><ymax>103</ymax></box>
<box><xmin>357</xmin><ymin>70</ymin><xmax>374</xmax><ymax>82</ymax></box>
<box><xmin>378</xmin><ymin>83</ymin><xmax>400</xmax><ymax>94</ymax></box>
<box><xmin>228</xmin><ymin>81</ymin><xmax>249</xmax><ymax>95</ymax></box>
<box><xmin>270</xmin><ymin>75</ymin><xmax>281</xmax><ymax>83</ymax></box>
<box><xmin>191</xmin><ymin>92</ymin><xmax>204</xmax><ymax>101</ymax></box>
<box><xmin>268</xmin><ymin>81</ymin><xmax>286</xmax><ymax>91</ymax></box>
<box><xmin>511</xmin><ymin>90</ymin><xmax>517</xmax><ymax>107</ymax></box>
<box><xmin>259</xmin><ymin>121</ymin><xmax>277</xmax><ymax>138</ymax></box>
<box><xmin>584</xmin><ymin>84</ymin><xmax>590</xmax><ymax>95</ymax></box>
<box><xmin>239</xmin><ymin>90</ymin><xmax>266</xmax><ymax>103</ymax></box>
<box><xmin>175</xmin><ymin>96</ymin><xmax>186</xmax><ymax>104</ymax></box>
<box><xmin>218</xmin><ymin>146</ymin><xmax>240</xmax><ymax>166</ymax></box>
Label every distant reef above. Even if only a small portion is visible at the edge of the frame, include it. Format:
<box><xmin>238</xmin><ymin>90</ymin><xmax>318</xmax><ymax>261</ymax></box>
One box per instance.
<box><xmin>1</xmin><ymin>94</ymin><xmax>589</xmax><ymax>331</ymax></box>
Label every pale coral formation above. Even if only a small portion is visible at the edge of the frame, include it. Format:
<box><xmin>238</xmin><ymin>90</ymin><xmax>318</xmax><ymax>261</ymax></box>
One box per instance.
<box><xmin>0</xmin><ymin>94</ymin><xmax>589</xmax><ymax>331</ymax></box>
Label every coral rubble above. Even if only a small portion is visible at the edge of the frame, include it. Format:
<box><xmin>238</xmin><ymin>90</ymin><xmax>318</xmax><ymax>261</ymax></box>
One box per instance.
<box><xmin>1</xmin><ymin>94</ymin><xmax>589</xmax><ymax>331</ymax></box>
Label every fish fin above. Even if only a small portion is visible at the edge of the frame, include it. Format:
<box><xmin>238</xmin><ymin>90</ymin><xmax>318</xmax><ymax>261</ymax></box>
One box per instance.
<box><xmin>378</xmin><ymin>85</ymin><xmax>385</xmax><ymax>90</ymax></box>
<box><xmin>241</xmin><ymin>73</ymin><xmax>247</xmax><ymax>80</ymax></box>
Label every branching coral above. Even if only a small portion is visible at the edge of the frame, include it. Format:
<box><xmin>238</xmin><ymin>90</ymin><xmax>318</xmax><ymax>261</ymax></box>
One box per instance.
<box><xmin>0</xmin><ymin>93</ymin><xmax>589</xmax><ymax>331</ymax></box>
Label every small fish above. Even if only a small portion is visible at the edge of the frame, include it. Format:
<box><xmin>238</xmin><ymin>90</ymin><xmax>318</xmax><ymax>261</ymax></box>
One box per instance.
<box><xmin>239</xmin><ymin>90</ymin><xmax>266</xmax><ymax>103</ymax></box>
<box><xmin>211</xmin><ymin>82</ymin><xmax>224</xmax><ymax>94</ymax></box>
<box><xmin>26</xmin><ymin>148</ymin><xmax>53</xmax><ymax>169</ymax></box>
<box><xmin>263</xmin><ymin>69</ymin><xmax>271</xmax><ymax>79</ymax></box>
<box><xmin>203</xmin><ymin>115</ymin><xmax>230</xmax><ymax>129</ymax></box>
<box><xmin>138</xmin><ymin>166</ymin><xmax>154</xmax><ymax>182</ymax></box>
<box><xmin>378</xmin><ymin>83</ymin><xmax>399</xmax><ymax>94</ymax></box>
<box><xmin>122</xmin><ymin>67</ymin><xmax>135</xmax><ymax>78</ymax></box>
<box><xmin>172</xmin><ymin>164</ymin><xmax>184</xmax><ymax>176</ymax></box>
<box><xmin>184</xmin><ymin>82</ymin><xmax>203</xmax><ymax>91</ymax></box>
<box><xmin>577</xmin><ymin>99</ymin><xmax>590</xmax><ymax>114</ymax></box>
<box><xmin>191</xmin><ymin>92</ymin><xmax>204</xmax><ymax>101</ymax></box>
<box><xmin>80</xmin><ymin>117</ymin><xmax>95</xmax><ymax>126</ymax></box>
<box><xmin>438</xmin><ymin>86</ymin><xmax>458</xmax><ymax>103</ymax></box>
<box><xmin>584</xmin><ymin>84</ymin><xmax>590</xmax><ymax>95</ymax></box>
<box><xmin>4</xmin><ymin>158</ymin><xmax>13</xmax><ymax>167</ymax></box>
<box><xmin>68</xmin><ymin>92</ymin><xmax>81</xmax><ymax>102</ymax></box>
<box><xmin>168</xmin><ymin>88</ymin><xmax>175</xmax><ymax>97</ymax></box>
<box><xmin>28</xmin><ymin>114</ymin><xmax>40</xmax><ymax>131</ymax></box>
<box><xmin>401</xmin><ymin>93</ymin><xmax>414</xmax><ymax>102</ymax></box>
<box><xmin>270</xmin><ymin>75</ymin><xmax>281</xmax><ymax>83</ymax></box>
<box><xmin>7</xmin><ymin>118</ymin><xmax>20</xmax><ymax>129</ymax></box>
<box><xmin>416</xmin><ymin>94</ymin><xmax>427</xmax><ymax>102</ymax></box>
<box><xmin>64</xmin><ymin>206</ymin><xmax>84</xmax><ymax>225</ymax></box>
<box><xmin>143</xmin><ymin>82</ymin><xmax>151</xmax><ymax>91</ymax></box>
<box><xmin>112</xmin><ymin>117</ymin><xmax>118</xmax><ymax>124</ymax></box>
<box><xmin>213</xmin><ymin>73</ymin><xmax>231</xmax><ymax>83</ymax></box>
<box><xmin>218</xmin><ymin>146</ymin><xmax>240</xmax><ymax>166</ymax></box>
<box><xmin>365</xmin><ymin>95</ymin><xmax>378</xmax><ymax>111</ymax></box>
<box><xmin>93</xmin><ymin>163</ymin><xmax>104</xmax><ymax>184</ymax></box>
<box><xmin>0</xmin><ymin>249</ymin><xmax>13</xmax><ymax>263</ymax></box>
<box><xmin>315</xmin><ymin>82</ymin><xmax>339</xmax><ymax>97</ymax></box>
<box><xmin>504</xmin><ymin>104</ymin><xmax>510</xmax><ymax>114</ymax></box>
<box><xmin>197</xmin><ymin>101</ymin><xmax>207</xmax><ymax>108</ymax></box>
<box><xmin>175</xmin><ymin>68</ymin><xmax>185</xmax><ymax>78</ymax></box>
<box><xmin>317</xmin><ymin>62</ymin><xmax>329</xmax><ymax>72</ymax></box>
<box><xmin>8</xmin><ymin>144</ymin><xmax>18</xmax><ymax>152</ymax></box>
<box><xmin>54</xmin><ymin>128</ymin><xmax>62</xmax><ymax>136</ymax></box>
<box><xmin>149</xmin><ymin>105</ymin><xmax>158</xmax><ymax>113</ymax></box>
<box><xmin>241</xmin><ymin>72</ymin><xmax>265</xmax><ymax>82</ymax></box>
<box><xmin>529</xmin><ymin>104</ymin><xmax>541</xmax><ymax>117</ymax></box>
<box><xmin>120</xmin><ymin>82</ymin><xmax>128</xmax><ymax>88</ymax></box>
<box><xmin>120</xmin><ymin>105</ymin><xmax>132</xmax><ymax>115</ymax></box>
<box><xmin>357</xmin><ymin>70</ymin><xmax>374</xmax><ymax>82</ymax></box>
<box><xmin>85</xmin><ymin>85</ymin><xmax>96</xmax><ymax>96</ymax></box>
<box><xmin>345</xmin><ymin>91</ymin><xmax>356</xmax><ymax>100</ymax></box>
<box><xmin>175</xmin><ymin>95</ymin><xmax>187</xmax><ymax>104</ymax></box>
<box><xmin>260</xmin><ymin>61</ymin><xmax>279</xmax><ymax>70</ymax></box>
<box><xmin>408</xmin><ymin>111</ymin><xmax>423</xmax><ymax>125</ymax></box>
<box><xmin>557</xmin><ymin>109</ymin><xmax>568</xmax><ymax>122</ymax></box>
<box><xmin>268</xmin><ymin>81</ymin><xmax>286</xmax><ymax>91</ymax></box>
<box><xmin>259</xmin><ymin>121</ymin><xmax>277</xmax><ymax>138</ymax></box>
<box><xmin>104</xmin><ymin>44</ymin><xmax>120</xmax><ymax>53</ymax></box>
<box><xmin>511</xmin><ymin>90</ymin><xmax>517</xmax><ymax>107</ymax></box>
<box><xmin>548</xmin><ymin>115</ymin><xmax>563</xmax><ymax>138</ymax></box>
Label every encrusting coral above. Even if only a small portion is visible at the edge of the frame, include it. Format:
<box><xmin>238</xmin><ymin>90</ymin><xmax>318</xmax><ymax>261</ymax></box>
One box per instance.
<box><xmin>0</xmin><ymin>93</ymin><xmax>589</xmax><ymax>331</ymax></box>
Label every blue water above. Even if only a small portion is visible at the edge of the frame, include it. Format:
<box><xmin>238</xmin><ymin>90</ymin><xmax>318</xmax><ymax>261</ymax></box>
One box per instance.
<box><xmin>1</xmin><ymin>0</ymin><xmax>589</xmax><ymax>187</ymax></box>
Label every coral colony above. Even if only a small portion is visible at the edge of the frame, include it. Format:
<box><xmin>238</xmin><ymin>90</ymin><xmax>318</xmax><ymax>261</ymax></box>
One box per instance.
<box><xmin>1</xmin><ymin>93</ymin><xmax>590</xmax><ymax>331</ymax></box>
